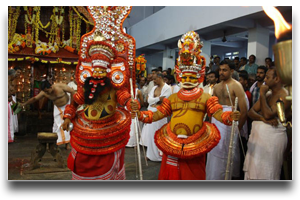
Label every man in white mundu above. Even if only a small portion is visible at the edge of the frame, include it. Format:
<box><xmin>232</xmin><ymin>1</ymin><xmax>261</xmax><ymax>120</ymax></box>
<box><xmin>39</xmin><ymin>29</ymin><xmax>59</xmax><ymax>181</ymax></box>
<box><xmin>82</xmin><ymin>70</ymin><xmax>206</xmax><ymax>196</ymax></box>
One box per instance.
<box><xmin>141</xmin><ymin>73</ymin><xmax>171</xmax><ymax>161</ymax></box>
<box><xmin>245</xmin><ymin>68</ymin><xmax>291</xmax><ymax>180</ymax></box>
<box><xmin>206</xmin><ymin>60</ymin><xmax>248</xmax><ymax>180</ymax></box>
<box><xmin>21</xmin><ymin>80</ymin><xmax>75</xmax><ymax>149</ymax></box>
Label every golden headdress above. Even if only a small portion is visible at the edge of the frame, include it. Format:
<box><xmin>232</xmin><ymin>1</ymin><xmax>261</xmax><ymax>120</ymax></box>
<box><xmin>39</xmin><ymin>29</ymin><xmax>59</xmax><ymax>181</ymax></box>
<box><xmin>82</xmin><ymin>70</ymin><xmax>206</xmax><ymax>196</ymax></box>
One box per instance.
<box><xmin>175</xmin><ymin>31</ymin><xmax>206</xmax><ymax>83</ymax></box>
<box><xmin>76</xmin><ymin>6</ymin><xmax>136</xmax><ymax>94</ymax></box>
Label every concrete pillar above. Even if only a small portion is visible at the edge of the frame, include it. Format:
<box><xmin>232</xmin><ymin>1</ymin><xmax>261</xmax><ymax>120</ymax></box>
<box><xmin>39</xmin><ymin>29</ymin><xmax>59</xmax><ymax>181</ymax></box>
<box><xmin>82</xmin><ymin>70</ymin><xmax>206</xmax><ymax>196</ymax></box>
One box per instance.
<box><xmin>200</xmin><ymin>39</ymin><xmax>211</xmax><ymax>67</ymax></box>
<box><xmin>247</xmin><ymin>26</ymin><xmax>270</xmax><ymax>65</ymax></box>
<box><xmin>162</xmin><ymin>47</ymin><xmax>176</xmax><ymax>70</ymax></box>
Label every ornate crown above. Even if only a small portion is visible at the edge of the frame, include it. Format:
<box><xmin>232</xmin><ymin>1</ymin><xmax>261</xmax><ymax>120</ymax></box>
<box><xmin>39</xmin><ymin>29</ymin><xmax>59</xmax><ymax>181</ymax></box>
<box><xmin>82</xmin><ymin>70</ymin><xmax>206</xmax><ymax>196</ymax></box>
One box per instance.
<box><xmin>176</xmin><ymin>31</ymin><xmax>206</xmax><ymax>82</ymax></box>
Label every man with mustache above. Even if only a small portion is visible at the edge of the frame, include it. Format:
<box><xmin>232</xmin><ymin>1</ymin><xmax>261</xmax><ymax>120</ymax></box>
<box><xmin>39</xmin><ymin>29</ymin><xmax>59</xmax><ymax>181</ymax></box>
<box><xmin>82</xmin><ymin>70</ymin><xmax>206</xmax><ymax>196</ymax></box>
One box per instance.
<box><xmin>249</xmin><ymin>65</ymin><xmax>268</xmax><ymax>106</ymax></box>
<box><xmin>206</xmin><ymin>60</ymin><xmax>248</xmax><ymax>180</ymax></box>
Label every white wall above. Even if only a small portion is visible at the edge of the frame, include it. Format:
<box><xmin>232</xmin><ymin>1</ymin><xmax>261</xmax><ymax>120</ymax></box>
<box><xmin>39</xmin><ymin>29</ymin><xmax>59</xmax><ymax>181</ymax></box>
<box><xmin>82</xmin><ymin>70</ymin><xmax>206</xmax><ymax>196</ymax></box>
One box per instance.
<box><xmin>128</xmin><ymin>6</ymin><xmax>263</xmax><ymax>49</ymax></box>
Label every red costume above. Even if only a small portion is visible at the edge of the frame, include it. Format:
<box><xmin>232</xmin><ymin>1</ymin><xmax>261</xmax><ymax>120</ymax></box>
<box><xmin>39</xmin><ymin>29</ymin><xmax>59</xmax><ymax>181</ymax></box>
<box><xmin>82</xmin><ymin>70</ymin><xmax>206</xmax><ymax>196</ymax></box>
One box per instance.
<box><xmin>63</xmin><ymin>6</ymin><xmax>136</xmax><ymax>180</ymax></box>
<box><xmin>137</xmin><ymin>31</ymin><xmax>234</xmax><ymax>180</ymax></box>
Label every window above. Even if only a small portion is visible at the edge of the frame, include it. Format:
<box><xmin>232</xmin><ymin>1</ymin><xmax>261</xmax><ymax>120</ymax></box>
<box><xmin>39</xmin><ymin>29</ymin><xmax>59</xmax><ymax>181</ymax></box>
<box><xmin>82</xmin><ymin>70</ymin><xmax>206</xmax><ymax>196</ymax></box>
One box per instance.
<box><xmin>224</xmin><ymin>51</ymin><xmax>239</xmax><ymax>60</ymax></box>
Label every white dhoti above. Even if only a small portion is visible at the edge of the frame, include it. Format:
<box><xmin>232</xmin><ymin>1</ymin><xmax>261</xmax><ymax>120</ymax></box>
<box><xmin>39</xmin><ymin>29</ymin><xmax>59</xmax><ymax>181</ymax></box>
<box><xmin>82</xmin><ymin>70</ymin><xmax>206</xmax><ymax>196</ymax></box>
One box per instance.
<box><xmin>11</xmin><ymin>95</ymin><xmax>18</xmax><ymax>133</ymax></box>
<box><xmin>126</xmin><ymin>118</ymin><xmax>141</xmax><ymax>147</ymax></box>
<box><xmin>206</xmin><ymin>105</ymin><xmax>240</xmax><ymax>180</ymax></box>
<box><xmin>53</xmin><ymin>103</ymin><xmax>70</xmax><ymax>145</ymax></box>
<box><xmin>140</xmin><ymin>83</ymin><xmax>171</xmax><ymax>161</ymax></box>
<box><xmin>8</xmin><ymin>102</ymin><xmax>14</xmax><ymax>143</ymax></box>
<box><xmin>140</xmin><ymin>106</ymin><xmax>166</xmax><ymax>161</ymax></box>
<box><xmin>243</xmin><ymin>120</ymin><xmax>287</xmax><ymax>180</ymax></box>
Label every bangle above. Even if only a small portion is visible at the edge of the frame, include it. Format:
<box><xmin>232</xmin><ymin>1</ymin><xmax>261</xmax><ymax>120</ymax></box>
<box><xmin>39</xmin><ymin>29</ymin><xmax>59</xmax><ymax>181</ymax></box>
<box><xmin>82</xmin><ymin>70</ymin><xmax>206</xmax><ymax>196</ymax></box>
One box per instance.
<box><xmin>73</xmin><ymin>92</ymin><xmax>84</xmax><ymax>105</ymax></box>
<box><xmin>207</xmin><ymin>96</ymin><xmax>223</xmax><ymax>117</ymax></box>
<box><xmin>64</xmin><ymin>104</ymin><xmax>76</xmax><ymax>120</ymax></box>
<box><xmin>156</xmin><ymin>98</ymin><xmax>172</xmax><ymax>116</ymax></box>
<box><xmin>117</xmin><ymin>90</ymin><xmax>131</xmax><ymax>106</ymax></box>
<box><xmin>221</xmin><ymin>111</ymin><xmax>233</xmax><ymax>126</ymax></box>
<box><xmin>138</xmin><ymin>110</ymin><xmax>153</xmax><ymax>123</ymax></box>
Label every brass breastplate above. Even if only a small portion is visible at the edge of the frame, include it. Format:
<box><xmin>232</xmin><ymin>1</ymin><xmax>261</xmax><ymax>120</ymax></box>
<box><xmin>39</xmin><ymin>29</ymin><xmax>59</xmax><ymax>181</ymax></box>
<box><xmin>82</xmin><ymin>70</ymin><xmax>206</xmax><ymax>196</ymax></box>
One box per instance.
<box><xmin>84</xmin><ymin>89</ymin><xmax>117</xmax><ymax>120</ymax></box>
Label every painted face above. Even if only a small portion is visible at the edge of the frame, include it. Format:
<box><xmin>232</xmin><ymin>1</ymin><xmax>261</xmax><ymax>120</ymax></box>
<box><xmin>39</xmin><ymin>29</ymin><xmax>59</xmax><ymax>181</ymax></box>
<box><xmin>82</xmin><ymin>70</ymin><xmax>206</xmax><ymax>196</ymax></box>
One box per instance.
<box><xmin>180</xmin><ymin>72</ymin><xmax>199</xmax><ymax>89</ymax></box>
<box><xmin>93</xmin><ymin>68</ymin><xmax>107</xmax><ymax>79</ymax></box>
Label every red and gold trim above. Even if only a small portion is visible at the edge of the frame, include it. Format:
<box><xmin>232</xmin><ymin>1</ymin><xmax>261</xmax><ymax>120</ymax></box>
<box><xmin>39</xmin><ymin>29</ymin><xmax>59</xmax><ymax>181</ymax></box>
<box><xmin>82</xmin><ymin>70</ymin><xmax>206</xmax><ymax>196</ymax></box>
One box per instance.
<box><xmin>116</xmin><ymin>90</ymin><xmax>131</xmax><ymax>107</ymax></box>
<box><xmin>138</xmin><ymin>110</ymin><xmax>154</xmax><ymax>123</ymax></box>
<box><xmin>70</xmin><ymin>108</ymin><xmax>131</xmax><ymax>155</ymax></box>
<box><xmin>206</xmin><ymin>96</ymin><xmax>223</xmax><ymax>117</ymax></box>
<box><xmin>154</xmin><ymin>122</ymin><xmax>220</xmax><ymax>159</ymax></box>
<box><xmin>63</xmin><ymin>104</ymin><xmax>77</xmax><ymax>120</ymax></box>
<box><xmin>156</xmin><ymin>98</ymin><xmax>172</xmax><ymax>116</ymax></box>
<box><xmin>221</xmin><ymin>111</ymin><xmax>233</xmax><ymax>126</ymax></box>
<box><xmin>177</xmin><ymin>88</ymin><xmax>203</xmax><ymax>101</ymax></box>
<box><xmin>73</xmin><ymin>92</ymin><xmax>85</xmax><ymax>105</ymax></box>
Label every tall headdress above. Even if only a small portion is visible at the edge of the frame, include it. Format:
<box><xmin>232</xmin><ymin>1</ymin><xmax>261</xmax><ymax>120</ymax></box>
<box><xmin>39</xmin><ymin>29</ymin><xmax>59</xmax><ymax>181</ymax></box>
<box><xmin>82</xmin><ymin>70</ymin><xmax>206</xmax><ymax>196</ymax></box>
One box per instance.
<box><xmin>75</xmin><ymin>6</ymin><xmax>136</xmax><ymax>97</ymax></box>
<box><xmin>175</xmin><ymin>31</ymin><xmax>206</xmax><ymax>83</ymax></box>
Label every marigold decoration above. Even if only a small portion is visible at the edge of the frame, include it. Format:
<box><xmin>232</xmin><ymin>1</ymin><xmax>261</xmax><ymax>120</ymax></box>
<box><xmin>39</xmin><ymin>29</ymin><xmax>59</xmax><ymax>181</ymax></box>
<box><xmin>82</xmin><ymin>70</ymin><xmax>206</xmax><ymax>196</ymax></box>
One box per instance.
<box><xmin>135</xmin><ymin>54</ymin><xmax>147</xmax><ymax>76</ymax></box>
<box><xmin>34</xmin><ymin>40</ymin><xmax>59</xmax><ymax>55</ymax></box>
<box><xmin>8</xmin><ymin>33</ymin><xmax>26</xmax><ymax>53</ymax></box>
<box><xmin>175</xmin><ymin>31</ymin><xmax>206</xmax><ymax>84</ymax></box>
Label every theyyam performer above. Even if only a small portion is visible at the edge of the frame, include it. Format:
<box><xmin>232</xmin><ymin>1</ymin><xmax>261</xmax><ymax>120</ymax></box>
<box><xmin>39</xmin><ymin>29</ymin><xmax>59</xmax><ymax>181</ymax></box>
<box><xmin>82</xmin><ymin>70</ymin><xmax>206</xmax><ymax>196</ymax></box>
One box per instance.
<box><xmin>131</xmin><ymin>31</ymin><xmax>241</xmax><ymax>180</ymax></box>
<box><xmin>62</xmin><ymin>6</ymin><xmax>138</xmax><ymax>180</ymax></box>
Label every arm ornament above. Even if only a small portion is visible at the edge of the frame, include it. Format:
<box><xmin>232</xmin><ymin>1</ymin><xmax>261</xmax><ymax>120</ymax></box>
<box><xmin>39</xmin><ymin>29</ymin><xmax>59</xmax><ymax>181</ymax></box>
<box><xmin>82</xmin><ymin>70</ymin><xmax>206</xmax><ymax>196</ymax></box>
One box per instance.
<box><xmin>206</xmin><ymin>96</ymin><xmax>223</xmax><ymax>117</ymax></box>
<box><xmin>126</xmin><ymin>99</ymin><xmax>141</xmax><ymax>111</ymax></box>
<box><xmin>63</xmin><ymin>104</ymin><xmax>76</xmax><ymax>120</ymax></box>
<box><xmin>156</xmin><ymin>98</ymin><xmax>172</xmax><ymax>116</ymax></box>
<box><xmin>73</xmin><ymin>92</ymin><xmax>85</xmax><ymax>105</ymax></box>
<box><xmin>221</xmin><ymin>111</ymin><xmax>233</xmax><ymax>126</ymax></box>
<box><xmin>116</xmin><ymin>90</ymin><xmax>131</xmax><ymax>106</ymax></box>
<box><xmin>138</xmin><ymin>110</ymin><xmax>154</xmax><ymax>123</ymax></box>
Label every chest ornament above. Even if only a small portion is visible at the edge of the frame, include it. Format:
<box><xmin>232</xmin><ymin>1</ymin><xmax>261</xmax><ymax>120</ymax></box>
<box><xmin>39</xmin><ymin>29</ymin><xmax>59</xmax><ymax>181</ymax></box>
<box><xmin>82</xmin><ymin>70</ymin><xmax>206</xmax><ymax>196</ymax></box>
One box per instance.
<box><xmin>177</xmin><ymin>88</ymin><xmax>203</xmax><ymax>101</ymax></box>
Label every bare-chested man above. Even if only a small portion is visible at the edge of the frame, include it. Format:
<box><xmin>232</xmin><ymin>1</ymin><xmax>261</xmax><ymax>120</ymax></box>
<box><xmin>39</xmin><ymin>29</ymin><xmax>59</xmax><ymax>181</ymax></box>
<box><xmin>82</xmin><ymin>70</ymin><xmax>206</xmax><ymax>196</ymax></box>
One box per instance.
<box><xmin>206</xmin><ymin>60</ymin><xmax>248</xmax><ymax>180</ymax></box>
<box><xmin>21</xmin><ymin>80</ymin><xmax>75</xmax><ymax>148</ymax></box>
<box><xmin>243</xmin><ymin>67</ymin><xmax>291</xmax><ymax>180</ymax></box>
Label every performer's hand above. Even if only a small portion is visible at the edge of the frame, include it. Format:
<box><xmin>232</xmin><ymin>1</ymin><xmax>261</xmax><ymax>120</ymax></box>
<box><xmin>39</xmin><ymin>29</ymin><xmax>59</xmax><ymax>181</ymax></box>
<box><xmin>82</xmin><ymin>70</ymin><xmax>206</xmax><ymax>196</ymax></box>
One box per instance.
<box><xmin>230</xmin><ymin>111</ymin><xmax>240</xmax><ymax>121</ymax></box>
<box><xmin>130</xmin><ymin>100</ymin><xmax>140</xmax><ymax>119</ymax></box>
<box><xmin>62</xmin><ymin>118</ymin><xmax>71</xmax><ymax>131</ymax></box>
<box><xmin>130</xmin><ymin>100</ymin><xmax>140</xmax><ymax>112</ymax></box>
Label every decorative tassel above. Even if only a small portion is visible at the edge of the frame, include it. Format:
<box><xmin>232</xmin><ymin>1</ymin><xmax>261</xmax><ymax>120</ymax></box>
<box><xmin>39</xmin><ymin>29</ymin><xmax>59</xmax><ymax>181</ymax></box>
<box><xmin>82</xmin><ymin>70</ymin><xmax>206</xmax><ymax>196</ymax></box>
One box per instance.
<box><xmin>91</xmin><ymin>88</ymin><xmax>96</xmax><ymax>93</ymax></box>
<box><xmin>89</xmin><ymin>93</ymin><xmax>94</xmax><ymax>99</ymax></box>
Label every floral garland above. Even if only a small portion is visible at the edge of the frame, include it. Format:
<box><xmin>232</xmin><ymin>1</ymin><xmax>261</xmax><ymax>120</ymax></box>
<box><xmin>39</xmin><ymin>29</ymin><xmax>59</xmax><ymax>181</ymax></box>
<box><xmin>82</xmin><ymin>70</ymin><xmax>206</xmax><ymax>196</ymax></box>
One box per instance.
<box><xmin>8</xmin><ymin>33</ymin><xmax>26</xmax><ymax>53</ymax></box>
<box><xmin>8</xmin><ymin>6</ymin><xmax>21</xmax><ymax>43</ymax></box>
<box><xmin>54</xmin><ymin>7</ymin><xmax>64</xmax><ymax>25</ymax></box>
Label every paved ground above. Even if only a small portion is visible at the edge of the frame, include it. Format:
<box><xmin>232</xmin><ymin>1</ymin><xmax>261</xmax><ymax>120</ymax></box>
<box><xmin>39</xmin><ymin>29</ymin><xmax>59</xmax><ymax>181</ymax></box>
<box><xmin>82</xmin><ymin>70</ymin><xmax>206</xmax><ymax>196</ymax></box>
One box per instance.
<box><xmin>8</xmin><ymin>135</ymin><xmax>161</xmax><ymax>180</ymax></box>
<box><xmin>8</xmin><ymin>111</ymin><xmax>161</xmax><ymax>181</ymax></box>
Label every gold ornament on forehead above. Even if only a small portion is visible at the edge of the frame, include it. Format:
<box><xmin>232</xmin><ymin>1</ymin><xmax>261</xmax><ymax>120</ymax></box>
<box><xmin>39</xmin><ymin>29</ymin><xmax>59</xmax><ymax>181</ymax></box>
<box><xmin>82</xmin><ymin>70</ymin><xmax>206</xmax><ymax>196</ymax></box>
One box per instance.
<box><xmin>94</xmin><ymin>30</ymin><xmax>105</xmax><ymax>42</ymax></box>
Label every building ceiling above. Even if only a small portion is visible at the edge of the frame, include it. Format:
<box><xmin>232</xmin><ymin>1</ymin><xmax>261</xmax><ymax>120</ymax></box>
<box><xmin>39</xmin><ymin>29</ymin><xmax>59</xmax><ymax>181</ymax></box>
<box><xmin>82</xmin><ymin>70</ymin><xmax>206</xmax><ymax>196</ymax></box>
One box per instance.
<box><xmin>124</xmin><ymin>6</ymin><xmax>292</xmax><ymax>53</ymax></box>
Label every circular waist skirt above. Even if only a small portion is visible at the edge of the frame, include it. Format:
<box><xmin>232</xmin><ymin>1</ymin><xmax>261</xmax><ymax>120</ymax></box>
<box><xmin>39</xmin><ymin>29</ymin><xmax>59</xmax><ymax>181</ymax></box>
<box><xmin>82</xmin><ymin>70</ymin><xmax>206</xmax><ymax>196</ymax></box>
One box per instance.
<box><xmin>155</xmin><ymin>122</ymin><xmax>220</xmax><ymax>159</ymax></box>
<box><xmin>71</xmin><ymin>108</ymin><xmax>131</xmax><ymax>155</ymax></box>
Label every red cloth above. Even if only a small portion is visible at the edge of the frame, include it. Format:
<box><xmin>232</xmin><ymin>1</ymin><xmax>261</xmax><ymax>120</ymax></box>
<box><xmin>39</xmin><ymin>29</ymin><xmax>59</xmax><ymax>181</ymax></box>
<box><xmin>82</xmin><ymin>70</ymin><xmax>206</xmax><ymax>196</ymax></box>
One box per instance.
<box><xmin>245</xmin><ymin>90</ymin><xmax>252</xmax><ymax>107</ymax></box>
<box><xmin>158</xmin><ymin>154</ymin><xmax>206</xmax><ymax>180</ymax></box>
<box><xmin>68</xmin><ymin>148</ymin><xmax>125</xmax><ymax>180</ymax></box>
